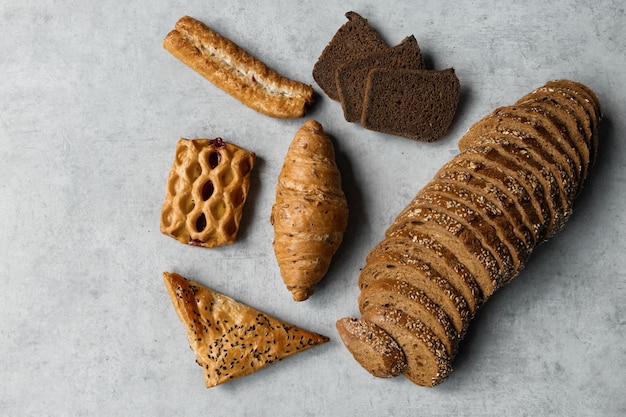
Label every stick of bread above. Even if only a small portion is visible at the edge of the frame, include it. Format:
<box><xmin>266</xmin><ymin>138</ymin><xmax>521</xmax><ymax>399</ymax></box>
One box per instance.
<box><xmin>337</xmin><ymin>80</ymin><xmax>601</xmax><ymax>386</ymax></box>
<box><xmin>163</xmin><ymin>16</ymin><xmax>314</xmax><ymax>118</ymax></box>
<box><xmin>163</xmin><ymin>272</ymin><xmax>329</xmax><ymax>388</ymax></box>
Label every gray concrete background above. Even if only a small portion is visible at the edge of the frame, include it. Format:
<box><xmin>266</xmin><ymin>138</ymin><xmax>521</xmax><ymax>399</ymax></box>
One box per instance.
<box><xmin>2</xmin><ymin>1</ymin><xmax>625</xmax><ymax>416</ymax></box>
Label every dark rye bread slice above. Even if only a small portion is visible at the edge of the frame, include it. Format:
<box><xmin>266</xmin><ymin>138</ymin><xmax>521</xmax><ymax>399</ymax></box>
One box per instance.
<box><xmin>420</xmin><ymin>180</ymin><xmax>531</xmax><ymax>275</ymax></box>
<box><xmin>358</xmin><ymin>278</ymin><xmax>460</xmax><ymax>355</ymax></box>
<box><xmin>363</xmin><ymin>306</ymin><xmax>452</xmax><ymax>386</ymax></box>
<box><xmin>462</xmin><ymin>104</ymin><xmax>581</xmax><ymax>205</ymax></box>
<box><xmin>312</xmin><ymin>11</ymin><xmax>388</xmax><ymax>101</ymax></box>
<box><xmin>357</xmin><ymin>251</ymin><xmax>472</xmax><ymax>335</ymax></box>
<box><xmin>365</xmin><ymin>232</ymin><xmax>484</xmax><ymax>314</ymax></box>
<box><xmin>336</xmin><ymin>317</ymin><xmax>407</xmax><ymax>378</ymax></box>
<box><xmin>405</xmin><ymin>190</ymin><xmax>517</xmax><ymax>284</ymax></box>
<box><xmin>434</xmin><ymin>166</ymin><xmax>536</xmax><ymax>252</ymax></box>
<box><xmin>361</xmin><ymin>68</ymin><xmax>460</xmax><ymax>142</ymax></box>
<box><xmin>385</xmin><ymin>204</ymin><xmax>501</xmax><ymax>297</ymax></box>
<box><xmin>438</xmin><ymin>150</ymin><xmax>549</xmax><ymax>244</ymax></box>
<box><xmin>336</xmin><ymin>35</ymin><xmax>424</xmax><ymax>122</ymax></box>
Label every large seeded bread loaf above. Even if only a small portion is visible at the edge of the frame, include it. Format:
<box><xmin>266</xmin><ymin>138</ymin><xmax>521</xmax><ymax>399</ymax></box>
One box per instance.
<box><xmin>337</xmin><ymin>80</ymin><xmax>601</xmax><ymax>386</ymax></box>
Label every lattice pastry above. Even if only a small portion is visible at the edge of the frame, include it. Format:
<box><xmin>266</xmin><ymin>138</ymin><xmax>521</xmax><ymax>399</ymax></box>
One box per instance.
<box><xmin>160</xmin><ymin>137</ymin><xmax>255</xmax><ymax>248</ymax></box>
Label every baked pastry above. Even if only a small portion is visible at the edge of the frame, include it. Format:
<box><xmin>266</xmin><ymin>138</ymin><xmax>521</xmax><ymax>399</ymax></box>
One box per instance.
<box><xmin>312</xmin><ymin>11</ymin><xmax>388</xmax><ymax>101</ymax></box>
<box><xmin>271</xmin><ymin>120</ymin><xmax>348</xmax><ymax>301</ymax></box>
<box><xmin>163</xmin><ymin>272</ymin><xmax>329</xmax><ymax>388</ymax></box>
<box><xmin>160</xmin><ymin>137</ymin><xmax>255</xmax><ymax>248</ymax></box>
<box><xmin>338</xmin><ymin>80</ymin><xmax>601</xmax><ymax>386</ymax></box>
<box><xmin>163</xmin><ymin>16</ymin><xmax>314</xmax><ymax>118</ymax></box>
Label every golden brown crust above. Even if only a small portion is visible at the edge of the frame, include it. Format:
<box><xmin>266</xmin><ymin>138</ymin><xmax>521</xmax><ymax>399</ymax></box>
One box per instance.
<box><xmin>163</xmin><ymin>272</ymin><xmax>329</xmax><ymax>388</ymax></box>
<box><xmin>160</xmin><ymin>138</ymin><xmax>255</xmax><ymax>248</ymax></box>
<box><xmin>163</xmin><ymin>16</ymin><xmax>314</xmax><ymax>118</ymax></box>
<box><xmin>336</xmin><ymin>317</ymin><xmax>407</xmax><ymax>378</ymax></box>
<box><xmin>271</xmin><ymin>120</ymin><xmax>348</xmax><ymax>301</ymax></box>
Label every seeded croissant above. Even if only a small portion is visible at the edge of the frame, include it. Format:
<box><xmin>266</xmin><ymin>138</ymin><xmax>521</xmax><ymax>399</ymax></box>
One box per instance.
<box><xmin>271</xmin><ymin>120</ymin><xmax>349</xmax><ymax>301</ymax></box>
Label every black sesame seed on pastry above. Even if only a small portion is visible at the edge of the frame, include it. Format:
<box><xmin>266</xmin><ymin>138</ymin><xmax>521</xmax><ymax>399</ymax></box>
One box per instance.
<box><xmin>163</xmin><ymin>272</ymin><xmax>329</xmax><ymax>387</ymax></box>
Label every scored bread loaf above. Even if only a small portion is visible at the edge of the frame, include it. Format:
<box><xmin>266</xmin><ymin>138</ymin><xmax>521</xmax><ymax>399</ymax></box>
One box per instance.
<box><xmin>337</xmin><ymin>80</ymin><xmax>601</xmax><ymax>386</ymax></box>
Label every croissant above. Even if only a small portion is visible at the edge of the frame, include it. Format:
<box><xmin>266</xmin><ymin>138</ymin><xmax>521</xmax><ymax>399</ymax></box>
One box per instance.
<box><xmin>271</xmin><ymin>120</ymin><xmax>349</xmax><ymax>301</ymax></box>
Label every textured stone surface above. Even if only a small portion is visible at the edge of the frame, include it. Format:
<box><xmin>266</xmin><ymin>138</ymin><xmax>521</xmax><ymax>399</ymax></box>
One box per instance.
<box><xmin>1</xmin><ymin>1</ymin><xmax>625</xmax><ymax>416</ymax></box>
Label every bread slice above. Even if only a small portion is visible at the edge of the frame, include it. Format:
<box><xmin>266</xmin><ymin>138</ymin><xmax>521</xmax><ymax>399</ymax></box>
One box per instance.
<box><xmin>366</xmin><ymin>233</ymin><xmax>484</xmax><ymax>314</ymax></box>
<box><xmin>336</xmin><ymin>35</ymin><xmax>424</xmax><ymax>122</ymax></box>
<box><xmin>462</xmin><ymin>105</ymin><xmax>581</xmax><ymax>202</ymax></box>
<box><xmin>461</xmin><ymin>134</ymin><xmax>568</xmax><ymax>240</ymax></box>
<box><xmin>312</xmin><ymin>11</ymin><xmax>388</xmax><ymax>101</ymax></box>
<box><xmin>545</xmin><ymin>79</ymin><xmax>601</xmax><ymax>155</ymax></box>
<box><xmin>434</xmin><ymin>166</ymin><xmax>536</xmax><ymax>253</ymax></box>
<box><xmin>515</xmin><ymin>94</ymin><xmax>593</xmax><ymax>187</ymax></box>
<box><xmin>363</xmin><ymin>306</ymin><xmax>452</xmax><ymax>386</ymax></box>
<box><xmin>357</xmin><ymin>252</ymin><xmax>472</xmax><ymax>335</ymax></box>
<box><xmin>408</xmin><ymin>190</ymin><xmax>517</xmax><ymax>284</ymax></box>
<box><xmin>336</xmin><ymin>317</ymin><xmax>407</xmax><ymax>378</ymax></box>
<box><xmin>439</xmin><ymin>151</ymin><xmax>548</xmax><ymax>244</ymax></box>
<box><xmin>358</xmin><ymin>278</ymin><xmax>460</xmax><ymax>355</ymax></box>
<box><xmin>163</xmin><ymin>272</ymin><xmax>329</xmax><ymax>387</ymax></box>
<box><xmin>517</xmin><ymin>86</ymin><xmax>596</xmax><ymax>163</ymax></box>
<box><xmin>386</xmin><ymin>203</ymin><xmax>501</xmax><ymax>297</ymax></box>
<box><xmin>420</xmin><ymin>180</ymin><xmax>531</xmax><ymax>275</ymax></box>
<box><xmin>361</xmin><ymin>68</ymin><xmax>460</xmax><ymax>142</ymax></box>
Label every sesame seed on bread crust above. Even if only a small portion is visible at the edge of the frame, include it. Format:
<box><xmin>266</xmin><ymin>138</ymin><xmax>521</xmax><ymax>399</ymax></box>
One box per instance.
<box><xmin>336</xmin><ymin>317</ymin><xmax>407</xmax><ymax>378</ymax></box>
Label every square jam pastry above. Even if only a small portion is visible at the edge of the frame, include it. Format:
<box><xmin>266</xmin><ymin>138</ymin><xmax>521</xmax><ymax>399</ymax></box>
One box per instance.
<box><xmin>160</xmin><ymin>137</ymin><xmax>255</xmax><ymax>248</ymax></box>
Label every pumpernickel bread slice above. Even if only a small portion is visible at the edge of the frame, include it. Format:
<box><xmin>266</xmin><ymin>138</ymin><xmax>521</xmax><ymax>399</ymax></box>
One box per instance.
<box><xmin>336</xmin><ymin>35</ymin><xmax>424</xmax><ymax>122</ymax></box>
<box><xmin>312</xmin><ymin>11</ymin><xmax>388</xmax><ymax>101</ymax></box>
<box><xmin>361</xmin><ymin>68</ymin><xmax>460</xmax><ymax>142</ymax></box>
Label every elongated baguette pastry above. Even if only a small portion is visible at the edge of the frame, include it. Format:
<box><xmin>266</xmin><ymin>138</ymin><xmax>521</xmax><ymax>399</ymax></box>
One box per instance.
<box><xmin>338</xmin><ymin>80</ymin><xmax>601</xmax><ymax>386</ymax></box>
<box><xmin>164</xmin><ymin>16</ymin><xmax>314</xmax><ymax>118</ymax></box>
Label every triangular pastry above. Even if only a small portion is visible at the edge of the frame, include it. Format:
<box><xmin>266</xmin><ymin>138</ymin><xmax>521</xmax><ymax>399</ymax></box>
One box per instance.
<box><xmin>163</xmin><ymin>272</ymin><xmax>329</xmax><ymax>387</ymax></box>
